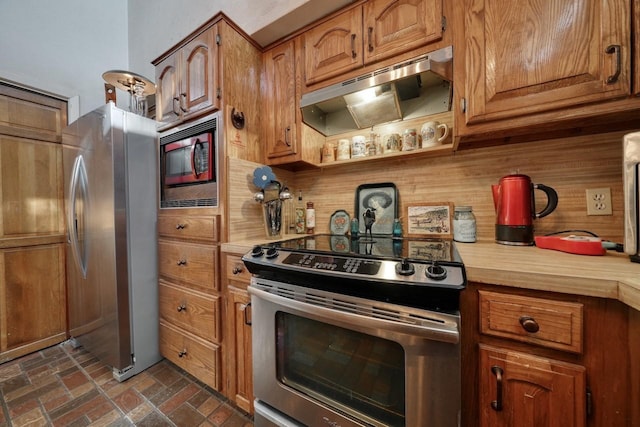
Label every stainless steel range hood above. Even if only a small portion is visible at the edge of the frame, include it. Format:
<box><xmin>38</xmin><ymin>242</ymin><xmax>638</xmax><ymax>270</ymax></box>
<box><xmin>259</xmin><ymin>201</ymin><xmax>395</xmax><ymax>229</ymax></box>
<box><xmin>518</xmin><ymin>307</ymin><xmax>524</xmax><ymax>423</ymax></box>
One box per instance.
<box><xmin>301</xmin><ymin>46</ymin><xmax>453</xmax><ymax>136</ymax></box>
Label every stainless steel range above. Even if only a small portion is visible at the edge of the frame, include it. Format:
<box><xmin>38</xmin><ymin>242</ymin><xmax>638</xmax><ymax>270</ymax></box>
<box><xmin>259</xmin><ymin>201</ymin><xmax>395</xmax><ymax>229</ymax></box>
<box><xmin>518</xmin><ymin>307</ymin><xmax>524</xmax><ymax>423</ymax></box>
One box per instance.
<box><xmin>242</xmin><ymin>234</ymin><xmax>466</xmax><ymax>427</ymax></box>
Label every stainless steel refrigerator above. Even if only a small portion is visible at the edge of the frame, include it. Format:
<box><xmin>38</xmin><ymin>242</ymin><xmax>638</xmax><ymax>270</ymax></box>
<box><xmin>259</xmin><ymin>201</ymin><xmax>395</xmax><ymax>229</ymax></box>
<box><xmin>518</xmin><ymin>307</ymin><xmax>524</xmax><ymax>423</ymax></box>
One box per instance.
<box><xmin>63</xmin><ymin>103</ymin><xmax>161</xmax><ymax>381</ymax></box>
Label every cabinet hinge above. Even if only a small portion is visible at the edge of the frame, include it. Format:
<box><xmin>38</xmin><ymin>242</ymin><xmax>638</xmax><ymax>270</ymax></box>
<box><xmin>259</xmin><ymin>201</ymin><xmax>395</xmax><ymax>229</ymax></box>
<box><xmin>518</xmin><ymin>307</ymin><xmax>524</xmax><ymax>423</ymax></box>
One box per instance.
<box><xmin>216</xmin><ymin>88</ymin><xmax>221</xmax><ymax>99</ymax></box>
<box><xmin>460</xmin><ymin>98</ymin><xmax>467</xmax><ymax>114</ymax></box>
<box><xmin>442</xmin><ymin>16</ymin><xmax>447</xmax><ymax>32</ymax></box>
<box><xmin>586</xmin><ymin>387</ymin><xmax>593</xmax><ymax>418</ymax></box>
<box><xmin>216</xmin><ymin>34</ymin><xmax>221</xmax><ymax>45</ymax></box>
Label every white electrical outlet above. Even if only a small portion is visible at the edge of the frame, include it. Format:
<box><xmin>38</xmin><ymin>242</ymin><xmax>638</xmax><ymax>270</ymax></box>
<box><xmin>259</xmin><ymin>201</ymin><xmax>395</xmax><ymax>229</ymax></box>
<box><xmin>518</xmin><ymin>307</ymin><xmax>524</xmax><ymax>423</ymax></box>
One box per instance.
<box><xmin>586</xmin><ymin>187</ymin><xmax>612</xmax><ymax>215</ymax></box>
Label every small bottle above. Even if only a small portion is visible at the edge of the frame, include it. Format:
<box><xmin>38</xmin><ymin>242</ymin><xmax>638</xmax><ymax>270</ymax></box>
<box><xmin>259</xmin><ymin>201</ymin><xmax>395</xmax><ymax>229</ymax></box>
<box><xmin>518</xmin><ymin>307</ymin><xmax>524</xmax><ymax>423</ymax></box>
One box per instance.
<box><xmin>295</xmin><ymin>191</ymin><xmax>305</xmax><ymax>234</ymax></box>
<box><xmin>453</xmin><ymin>206</ymin><xmax>477</xmax><ymax>243</ymax></box>
<box><xmin>392</xmin><ymin>218</ymin><xmax>403</xmax><ymax>238</ymax></box>
<box><xmin>350</xmin><ymin>218</ymin><xmax>359</xmax><ymax>239</ymax></box>
<box><xmin>306</xmin><ymin>201</ymin><xmax>315</xmax><ymax>234</ymax></box>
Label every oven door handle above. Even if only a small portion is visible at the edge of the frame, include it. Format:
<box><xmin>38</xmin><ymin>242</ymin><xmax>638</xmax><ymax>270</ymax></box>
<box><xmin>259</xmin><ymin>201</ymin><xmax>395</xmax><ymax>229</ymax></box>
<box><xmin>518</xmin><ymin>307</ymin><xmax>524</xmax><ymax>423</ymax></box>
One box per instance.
<box><xmin>249</xmin><ymin>286</ymin><xmax>460</xmax><ymax>344</ymax></box>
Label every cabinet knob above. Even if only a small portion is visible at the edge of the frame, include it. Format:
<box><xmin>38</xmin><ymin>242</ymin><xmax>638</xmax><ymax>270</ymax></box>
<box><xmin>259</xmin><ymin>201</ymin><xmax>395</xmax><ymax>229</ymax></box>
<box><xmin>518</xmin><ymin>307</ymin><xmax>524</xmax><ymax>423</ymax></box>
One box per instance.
<box><xmin>232</xmin><ymin>264</ymin><xmax>244</xmax><ymax>275</ymax></box>
<box><xmin>519</xmin><ymin>316</ymin><xmax>540</xmax><ymax>333</ymax></box>
<box><xmin>175</xmin><ymin>223</ymin><xmax>186</xmax><ymax>230</ymax></box>
<box><xmin>177</xmin><ymin>303</ymin><xmax>187</xmax><ymax>312</ymax></box>
<box><xmin>178</xmin><ymin>349</ymin><xmax>187</xmax><ymax>358</ymax></box>
<box><xmin>177</xmin><ymin>259</ymin><xmax>187</xmax><ymax>266</ymax></box>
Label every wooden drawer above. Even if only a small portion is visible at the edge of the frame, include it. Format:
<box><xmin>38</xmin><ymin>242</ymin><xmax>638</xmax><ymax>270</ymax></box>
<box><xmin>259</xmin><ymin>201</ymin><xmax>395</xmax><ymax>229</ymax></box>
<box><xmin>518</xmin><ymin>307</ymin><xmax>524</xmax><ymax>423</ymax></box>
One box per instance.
<box><xmin>159</xmin><ymin>281</ymin><xmax>220</xmax><ymax>342</ymax></box>
<box><xmin>479</xmin><ymin>290</ymin><xmax>583</xmax><ymax>353</ymax></box>
<box><xmin>159</xmin><ymin>240</ymin><xmax>219</xmax><ymax>291</ymax></box>
<box><xmin>159</xmin><ymin>320</ymin><xmax>221</xmax><ymax>390</ymax></box>
<box><xmin>225</xmin><ymin>254</ymin><xmax>252</xmax><ymax>287</ymax></box>
<box><xmin>158</xmin><ymin>215</ymin><xmax>219</xmax><ymax>242</ymax></box>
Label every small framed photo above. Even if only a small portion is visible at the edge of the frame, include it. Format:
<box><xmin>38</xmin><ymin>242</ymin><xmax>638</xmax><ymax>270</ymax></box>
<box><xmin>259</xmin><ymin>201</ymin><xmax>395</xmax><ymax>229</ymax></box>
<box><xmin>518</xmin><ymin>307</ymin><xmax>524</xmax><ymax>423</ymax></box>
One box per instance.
<box><xmin>406</xmin><ymin>203</ymin><xmax>453</xmax><ymax>237</ymax></box>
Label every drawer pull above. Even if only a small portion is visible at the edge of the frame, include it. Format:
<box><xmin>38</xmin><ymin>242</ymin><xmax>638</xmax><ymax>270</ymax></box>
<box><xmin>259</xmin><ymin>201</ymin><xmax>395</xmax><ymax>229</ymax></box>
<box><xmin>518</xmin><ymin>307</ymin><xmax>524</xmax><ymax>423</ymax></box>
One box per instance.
<box><xmin>232</xmin><ymin>264</ymin><xmax>244</xmax><ymax>275</ymax></box>
<box><xmin>491</xmin><ymin>365</ymin><xmax>504</xmax><ymax>411</ymax></box>
<box><xmin>176</xmin><ymin>259</ymin><xmax>187</xmax><ymax>266</ymax></box>
<box><xmin>178</xmin><ymin>349</ymin><xmax>187</xmax><ymax>358</ymax></box>
<box><xmin>175</xmin><ymin>223</ymin><xmax>186</xmax><ymax>229</ymax></box>
<box><xmin>177</xmin><ymin>303</ymin><xmax>187</xmax><ymax>312</ymax></box>
<box><xmin>519</xmin><ymin>316</ymin><xmax>540</xmax><ymax>333</ymax></box>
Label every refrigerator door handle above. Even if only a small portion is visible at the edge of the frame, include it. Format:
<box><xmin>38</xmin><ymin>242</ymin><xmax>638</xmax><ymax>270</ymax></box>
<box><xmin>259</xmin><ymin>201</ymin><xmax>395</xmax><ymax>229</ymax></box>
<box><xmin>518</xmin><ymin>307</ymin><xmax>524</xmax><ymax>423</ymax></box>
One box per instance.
<box><xmin>68</xmin><ymin>155</ymin><xmax>89</xmax><ymax>278</ymax></box>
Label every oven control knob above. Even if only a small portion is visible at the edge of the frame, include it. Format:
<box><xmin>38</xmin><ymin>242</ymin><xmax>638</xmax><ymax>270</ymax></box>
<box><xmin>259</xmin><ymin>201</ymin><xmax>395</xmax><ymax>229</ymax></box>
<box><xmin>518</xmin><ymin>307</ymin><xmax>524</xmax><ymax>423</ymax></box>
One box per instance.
<box><xmin>251</xmin><ymin>245</ymin><xmax>264</xmax><ymax>257</ymax></box>
<box><xmin>265</xmin><ymin>247</ymin><xmax>279</xmax><ymax>259</ymax></box>
<box><xmin>426</xmin><ymin>263</ymin><xmax>447</xmax><ymax>281</ymax></box>
<box><xmin>395</xmin><ymin>258</ymin><xmax>415</xmax><ymax>276</ymax></box>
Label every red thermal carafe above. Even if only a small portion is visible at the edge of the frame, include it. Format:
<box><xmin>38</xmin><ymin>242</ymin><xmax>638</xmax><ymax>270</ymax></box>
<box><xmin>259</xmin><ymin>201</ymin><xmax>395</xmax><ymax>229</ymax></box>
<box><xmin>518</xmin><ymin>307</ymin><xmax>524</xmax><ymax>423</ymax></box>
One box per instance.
<box><xmin>492</xmin><ymin>174</ymin><xmax>558</xmax><ymax>245</ymax></box>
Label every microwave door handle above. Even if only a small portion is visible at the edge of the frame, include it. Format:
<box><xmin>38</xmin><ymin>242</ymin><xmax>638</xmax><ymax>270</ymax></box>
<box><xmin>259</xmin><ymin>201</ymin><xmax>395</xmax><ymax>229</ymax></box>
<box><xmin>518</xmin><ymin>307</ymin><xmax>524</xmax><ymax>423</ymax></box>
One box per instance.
<box><xmin>68</xmin><ymin>155</ymin><xmax>89</xmax><ymax>278</ymax></box>
<box><xmin>190</xmin><ymin>138</ymin><xmax>200</xmax><ymax>179</ymax></box>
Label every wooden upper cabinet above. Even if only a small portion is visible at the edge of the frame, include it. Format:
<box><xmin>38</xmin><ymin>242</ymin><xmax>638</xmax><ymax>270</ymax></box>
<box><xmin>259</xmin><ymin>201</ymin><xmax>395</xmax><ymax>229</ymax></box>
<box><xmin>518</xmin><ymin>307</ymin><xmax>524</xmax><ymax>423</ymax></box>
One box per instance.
<box><xmin>155</xmin><ymin>53</ymin><xmax>180</xmax><ymax>127</ymax></box>
<box><xmin>463</xmin><ymin>0</ymin><xmax>630</xmax><ymax>125</ymax></box>
<box><xmin>264</xmin><ymin>40</ymin><xmax>298</xmax><ymax>159</ymax></box>
<box><xmin>363</xmin><ymin>0</ymin><xmax>443</xmax><ymax>64</ymax></box>
<box><xmin>181</xmin><ymin>29</ymin><xmax>218</xmax><ymax>119</ymax></box>
<box><xmin>304</xmin><ymin>6</ymin><xmax>364</xmax><ymax>85</ymax></box>
<box><xmin>155</xmin><ymin>25</ymin><xmax>219</xmax><ymax>129</ymax></box>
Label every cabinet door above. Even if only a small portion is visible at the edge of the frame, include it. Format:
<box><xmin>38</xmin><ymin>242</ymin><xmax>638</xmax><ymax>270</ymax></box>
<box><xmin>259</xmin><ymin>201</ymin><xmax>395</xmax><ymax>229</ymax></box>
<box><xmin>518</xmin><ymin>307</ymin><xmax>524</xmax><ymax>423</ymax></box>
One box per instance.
<box><xmin>0</xmin><ymin>136</ymin><xmax>64</xmax><ymax>237</ymax></box>
<box><xmin>479</xmin><ymin>345</ymin><xmax>586</xmax><ymax>427</ymax></box>
<box><xmin>228</xmin><ymin>286</ymin><xmax>253</xmax><ymax>413</ymax></box>
<box><xmin>363</xmin><ymin>0</ymin><xmax>443</xmax><ymax>64</ymax></box>
<box><xmin>0</xmin><ymin>244</ymin><xmax>66</xmax><ymax>361</ymax></box>
<box><xmin>155</xmin><ymin>53</ymin><xmax>181</xmax><ymax>128</ymax></box>
<box><xmin>464</xmin><ymin>0</ymin><xmax>630</xmax><ymax>124</ymax></box>
<box><xmin>264</xmin><ymin>41</ymin><xmax>298</xmax><ymax>159</ymax></box>
<box><xmin>181</xmin><ymin>26</ymin><xmax>219</xmax><ymax>120</ymax></box>
<box><xmin>304</xmin><ymin>6</ymin><xmax>363</xmax><ymax>85</ymax></box>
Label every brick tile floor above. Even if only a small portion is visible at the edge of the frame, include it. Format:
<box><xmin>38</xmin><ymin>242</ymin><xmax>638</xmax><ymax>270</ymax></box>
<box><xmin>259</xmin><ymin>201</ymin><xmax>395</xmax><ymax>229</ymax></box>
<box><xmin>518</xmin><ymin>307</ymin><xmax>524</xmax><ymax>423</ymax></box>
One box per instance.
<box><xmin>0</xmin><ymin>342</ymin><xmax>253</xmax><ymax>427</ymax></box>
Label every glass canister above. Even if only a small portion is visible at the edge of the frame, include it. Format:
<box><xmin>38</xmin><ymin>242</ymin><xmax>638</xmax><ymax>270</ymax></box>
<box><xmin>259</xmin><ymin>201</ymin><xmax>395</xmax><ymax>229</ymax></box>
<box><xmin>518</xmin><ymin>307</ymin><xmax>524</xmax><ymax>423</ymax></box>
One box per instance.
<box><xmin>453</xmin><ymin>206</ymin><xmax>476</xmax><ymax>243</ymax></box>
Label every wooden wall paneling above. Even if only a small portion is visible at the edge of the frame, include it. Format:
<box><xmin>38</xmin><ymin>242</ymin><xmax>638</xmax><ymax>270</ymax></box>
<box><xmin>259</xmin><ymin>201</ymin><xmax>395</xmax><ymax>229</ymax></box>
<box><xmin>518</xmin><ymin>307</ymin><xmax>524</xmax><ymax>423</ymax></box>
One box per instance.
<box><xmin>293</xmin><ymin>131</ymin><xmax>627</xmax><ymax>242</ymax></box>
<box><xmin>226</xmin><ymin>157</ymin><xmax>297</xmax><ymax>241</ymax></box>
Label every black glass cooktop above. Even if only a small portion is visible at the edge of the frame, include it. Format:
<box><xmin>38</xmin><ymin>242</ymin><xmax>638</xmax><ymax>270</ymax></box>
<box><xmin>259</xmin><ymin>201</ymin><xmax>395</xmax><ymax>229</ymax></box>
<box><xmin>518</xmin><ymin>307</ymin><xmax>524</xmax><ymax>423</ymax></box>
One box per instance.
<box><xmin>264</xmin><ymin>234</ymin><xmax>463</xmax><ymax>265</ymax></box>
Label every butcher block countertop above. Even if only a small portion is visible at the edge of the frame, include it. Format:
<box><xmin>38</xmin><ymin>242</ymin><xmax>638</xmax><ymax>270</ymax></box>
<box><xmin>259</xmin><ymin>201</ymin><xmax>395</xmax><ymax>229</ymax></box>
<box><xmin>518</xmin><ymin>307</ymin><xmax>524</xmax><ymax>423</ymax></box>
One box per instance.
<box><xmin>221</xmin><ymin>239</ymin><xmax>640</xmax><ymax>312</ymax></box>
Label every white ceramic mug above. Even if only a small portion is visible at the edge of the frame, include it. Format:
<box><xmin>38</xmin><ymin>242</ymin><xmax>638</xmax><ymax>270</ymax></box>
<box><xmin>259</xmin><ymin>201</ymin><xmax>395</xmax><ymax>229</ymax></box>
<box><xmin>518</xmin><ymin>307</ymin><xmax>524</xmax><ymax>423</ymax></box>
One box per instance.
<box><xmin>420</xmin><ymin>121</ymin><xmax>450</xmax><ymax>147</ymax></box>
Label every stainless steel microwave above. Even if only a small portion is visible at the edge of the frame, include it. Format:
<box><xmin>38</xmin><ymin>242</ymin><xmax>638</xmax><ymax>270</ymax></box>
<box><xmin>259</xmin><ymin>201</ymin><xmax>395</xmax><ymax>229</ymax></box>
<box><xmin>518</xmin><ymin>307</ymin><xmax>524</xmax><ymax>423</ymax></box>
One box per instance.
<box><xmin>159</xmin><ymin>112</ymin><xmax>220</xmax><ymax>208</ymax></box>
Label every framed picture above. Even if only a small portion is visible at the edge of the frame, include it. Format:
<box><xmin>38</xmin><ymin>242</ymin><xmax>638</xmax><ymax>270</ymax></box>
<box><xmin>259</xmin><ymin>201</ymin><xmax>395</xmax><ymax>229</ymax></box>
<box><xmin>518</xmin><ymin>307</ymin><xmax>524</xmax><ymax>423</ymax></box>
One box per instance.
<box><xmin>406</xmin><ymin>203</ymin><xmax>453</xmax><ymax>237</ymax></box>
<box><xmin>355</xmin><ymin>183</ymin><xmax>398</xmax><ymax>235</ymax></box>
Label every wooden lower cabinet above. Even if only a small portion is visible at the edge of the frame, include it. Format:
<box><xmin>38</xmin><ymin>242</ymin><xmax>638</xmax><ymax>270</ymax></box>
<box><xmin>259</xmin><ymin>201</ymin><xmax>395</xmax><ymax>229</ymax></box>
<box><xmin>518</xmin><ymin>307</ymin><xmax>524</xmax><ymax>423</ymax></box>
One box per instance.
<box><xmin>223</xmin><ymin>253</ymin><xmax>253</xmax><ymax>414</ymax></box>
<box><xmin>479</xmin><ymin>345</ymin><xmax>586</xmax><ymax>427</ymax></box>
<box><xmin>461</xmin><ymin>283</ymin><xmax>638</xmax><ymax>427</ymax></box>
<box><xmin>157</xmin><ymin>211</ymin><xmax>221</xmax><ymax>391</ymax></box>
<box><xmin>0</xmin><ymin>244</ymin><xmax>66</xmax><ymax>362</ymax></box>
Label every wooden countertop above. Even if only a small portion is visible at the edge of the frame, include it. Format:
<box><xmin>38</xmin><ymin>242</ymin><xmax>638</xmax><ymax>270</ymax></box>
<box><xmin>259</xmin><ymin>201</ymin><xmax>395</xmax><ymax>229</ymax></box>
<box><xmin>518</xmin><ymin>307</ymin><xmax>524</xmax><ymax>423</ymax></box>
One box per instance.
<box><xmin>221</xmin><ymin>239</ymin><xmax>640</xmax><ymax>311</ymax></box>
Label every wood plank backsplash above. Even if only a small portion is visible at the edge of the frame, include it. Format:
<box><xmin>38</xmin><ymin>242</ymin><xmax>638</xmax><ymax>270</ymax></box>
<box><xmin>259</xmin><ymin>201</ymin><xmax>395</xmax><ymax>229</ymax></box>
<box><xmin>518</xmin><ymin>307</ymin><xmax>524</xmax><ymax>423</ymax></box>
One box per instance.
<box><xmin>228</xmin><ymin>130</ymin><xmax>630</xmax><ymax>243</ymax></box>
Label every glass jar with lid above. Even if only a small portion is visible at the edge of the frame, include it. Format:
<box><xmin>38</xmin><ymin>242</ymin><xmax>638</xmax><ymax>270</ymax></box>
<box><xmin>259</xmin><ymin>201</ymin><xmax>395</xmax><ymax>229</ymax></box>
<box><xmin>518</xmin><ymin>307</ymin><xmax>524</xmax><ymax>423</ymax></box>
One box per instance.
<box><xmin>453</xmin><ymin>206</ymin><xmax>476</xmax><ymax>243</ymax></box>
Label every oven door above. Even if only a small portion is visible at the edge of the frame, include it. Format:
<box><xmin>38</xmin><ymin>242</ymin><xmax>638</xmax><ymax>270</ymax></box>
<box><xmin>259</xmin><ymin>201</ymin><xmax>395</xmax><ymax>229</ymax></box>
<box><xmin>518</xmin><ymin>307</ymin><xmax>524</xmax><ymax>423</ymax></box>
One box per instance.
<box><xmin>249</xmin><ymin>278</ymin><xmax>461</xmax><ymax>427</ymax></box>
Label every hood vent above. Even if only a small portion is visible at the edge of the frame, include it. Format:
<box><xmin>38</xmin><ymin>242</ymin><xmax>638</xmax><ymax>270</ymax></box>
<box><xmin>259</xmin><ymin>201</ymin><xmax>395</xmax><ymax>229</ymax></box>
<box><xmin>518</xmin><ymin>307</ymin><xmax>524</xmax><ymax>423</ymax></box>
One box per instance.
<box><xmin>300</xmin><ymin>46</ymin><xmax>453</xmax><ymax>136</ymax></box>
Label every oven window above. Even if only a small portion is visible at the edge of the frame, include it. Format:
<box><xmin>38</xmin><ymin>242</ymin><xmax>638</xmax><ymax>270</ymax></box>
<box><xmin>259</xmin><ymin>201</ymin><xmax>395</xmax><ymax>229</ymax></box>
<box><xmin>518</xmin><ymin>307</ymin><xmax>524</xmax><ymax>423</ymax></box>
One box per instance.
<box><xmin>276</xmin><ymin>312</ymin><xmax>405</xmax><ymax>426</ymax></box>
